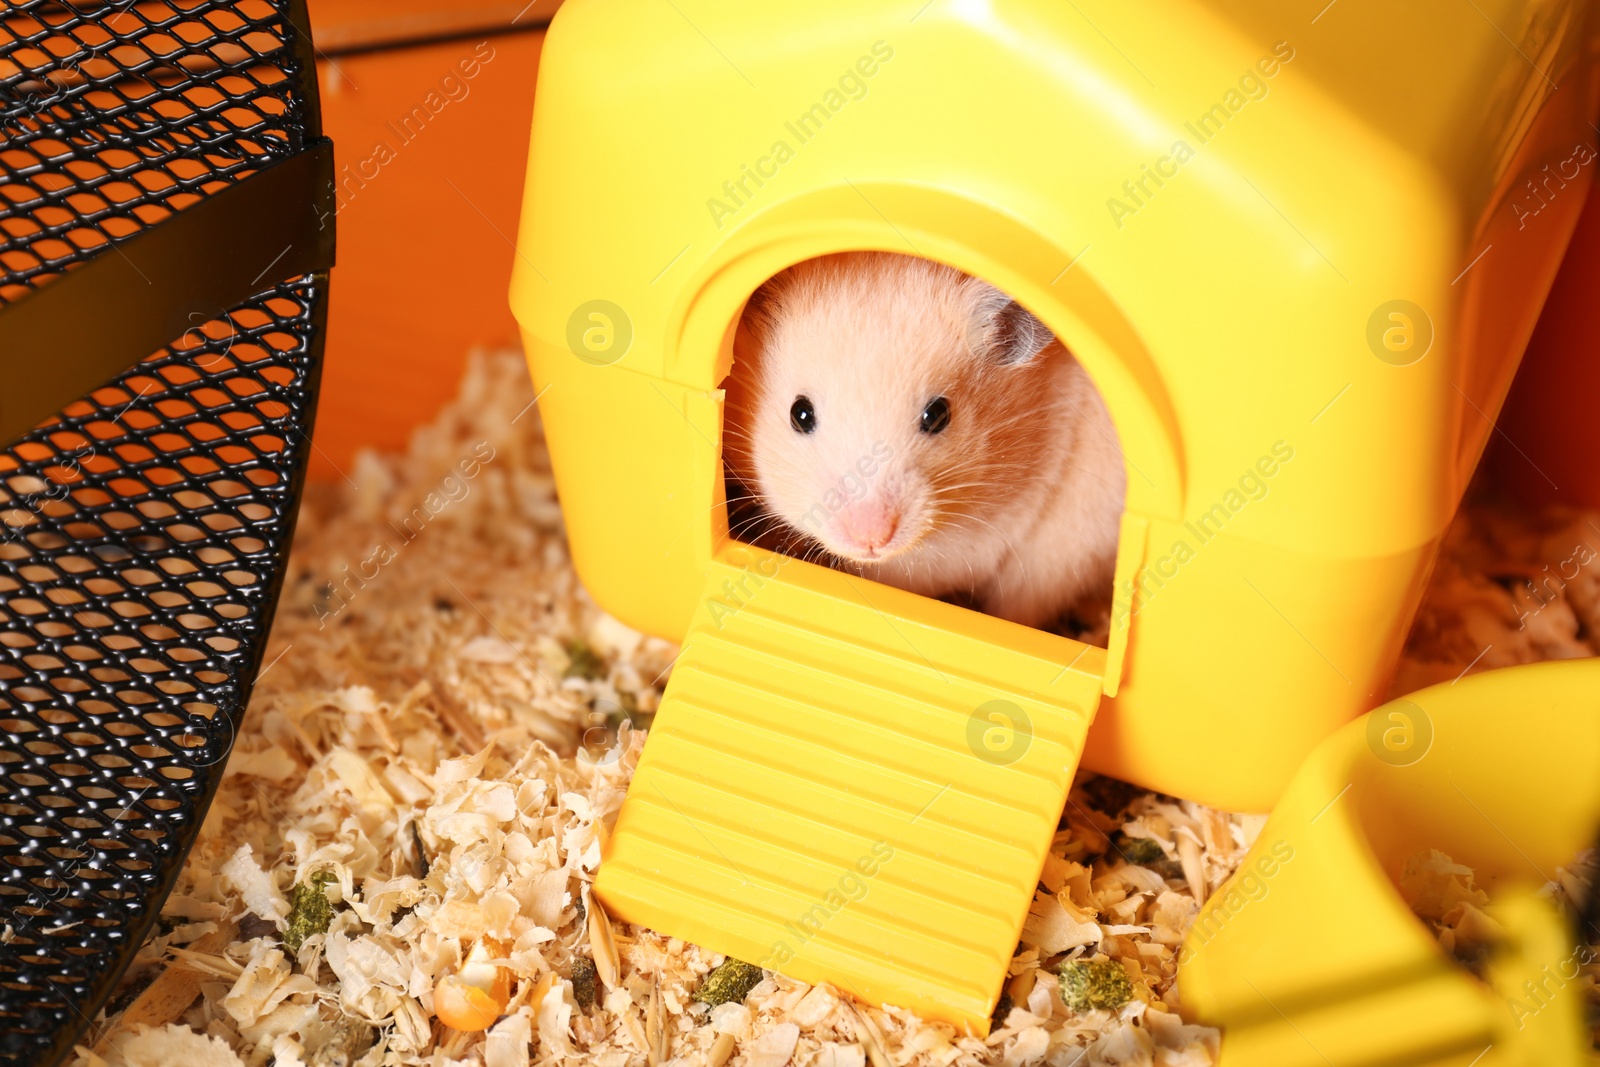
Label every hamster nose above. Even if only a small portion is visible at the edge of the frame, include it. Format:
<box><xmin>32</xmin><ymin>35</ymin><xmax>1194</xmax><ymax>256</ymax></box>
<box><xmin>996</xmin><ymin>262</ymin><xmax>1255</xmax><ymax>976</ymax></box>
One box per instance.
<box><xmin>837</xmin><ymin>501</ymin><xmax>899</xmax><ymax>552</ymax></box>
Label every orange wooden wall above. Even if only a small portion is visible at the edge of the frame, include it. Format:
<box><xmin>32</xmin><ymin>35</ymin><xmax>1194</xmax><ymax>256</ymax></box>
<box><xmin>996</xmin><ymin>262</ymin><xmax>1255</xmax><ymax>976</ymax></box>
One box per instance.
<box><xmin>307</xmin><ymin>5</ymin><xmax>550</xmax><ymax>480</ymax></box>
<box><xmin>1483</xmin><ymin>181</ymin><xmax>1600</xmax><ymax>510</ymax></box>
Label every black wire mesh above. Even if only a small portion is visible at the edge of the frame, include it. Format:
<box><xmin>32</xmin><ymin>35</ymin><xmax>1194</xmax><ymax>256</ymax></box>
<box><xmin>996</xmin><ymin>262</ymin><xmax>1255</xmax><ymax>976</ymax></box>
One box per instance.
<box><xmin>0</xmin><ymin>278</ymin><xmax>324</xmax><ymax>1061</ymax></box>
<box><xmin>0</xmin><ymin>0</ymin><xmax>326</xmax><ymax>1062</ymax></box>
<box><xmin>2</xmin><ymin>0</ymin><xmax>315</xmax><ymax>306</ymax></box>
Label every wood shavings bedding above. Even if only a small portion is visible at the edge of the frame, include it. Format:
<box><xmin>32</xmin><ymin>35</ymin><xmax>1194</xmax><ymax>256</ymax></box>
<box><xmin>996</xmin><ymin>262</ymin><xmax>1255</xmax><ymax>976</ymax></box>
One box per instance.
<box><xmin>1398</xmin><ymin>847</ymin><xmax>1599</xmax><ymax>1043</ymax></box>
<box><xmin>67</xmin><ymin>353</ymin><xmax>1600</xmax><ymax>1067</ymax></box>
<box><xmin>1390</xmin><ymin>501</ymin><xmax>1600</xmax><ymax>694</ymax></box>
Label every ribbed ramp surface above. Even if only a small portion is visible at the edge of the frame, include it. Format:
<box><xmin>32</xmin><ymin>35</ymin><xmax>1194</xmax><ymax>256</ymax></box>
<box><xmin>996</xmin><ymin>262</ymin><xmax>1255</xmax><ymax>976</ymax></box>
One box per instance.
<box><xmin>595</xmin><ymin>542</ymin><xmax>1104</xmax><ymax>1031</ymax></box>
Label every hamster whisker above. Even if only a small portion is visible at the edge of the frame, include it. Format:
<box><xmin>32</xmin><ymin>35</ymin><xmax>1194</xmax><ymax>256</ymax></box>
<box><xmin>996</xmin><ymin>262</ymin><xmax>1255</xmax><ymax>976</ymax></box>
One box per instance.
<box><xmin>718</xmin><ymin>491</ymin><xmax>762</xmax><ymax>513</ymax></box>
<box><xmin>726</xmin><ymin>517</ymin><xmax>777</xmax><ymax>542</ymax></box>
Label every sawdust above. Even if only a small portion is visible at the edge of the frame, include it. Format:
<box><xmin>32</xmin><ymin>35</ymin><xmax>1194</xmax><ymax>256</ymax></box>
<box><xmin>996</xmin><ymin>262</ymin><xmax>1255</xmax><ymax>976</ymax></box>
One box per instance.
<box><xmin>1399</xmin><ymin>846</ymin><xmax>1598</xmax><ymax>1042</ymax></box>
<box><xmin>69</xmin><ymin>352</ymin><xmax>1600</xmax><ymax>1067</ymax></box>
<box><xmin>1391</xmin><ymin>499</ymin><xmax>1600</xmax><ymax>694</ymax></box>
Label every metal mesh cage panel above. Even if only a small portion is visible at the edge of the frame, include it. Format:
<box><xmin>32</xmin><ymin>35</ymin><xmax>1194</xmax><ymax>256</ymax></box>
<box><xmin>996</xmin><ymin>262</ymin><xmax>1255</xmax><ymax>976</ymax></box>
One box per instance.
<box><xmin>2</xmin><ymin>0</ymin><xmax>313</xmax><ymax>303</ymax></box>
<box><xmin>0</xmin><ymin>278</ymin><xmax>323</xmax><ymax>1060</ymax></box>
<box><xmin>1</xmin><ymin>1</ymin><xmax>328</xmax><ymax>1061</ymax></box>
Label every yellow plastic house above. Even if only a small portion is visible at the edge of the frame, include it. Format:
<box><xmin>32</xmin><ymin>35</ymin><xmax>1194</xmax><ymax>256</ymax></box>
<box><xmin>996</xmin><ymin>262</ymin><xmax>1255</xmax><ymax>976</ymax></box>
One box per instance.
<box><xmin>511</xmin><ymin>0</ymin><xmax>1597</xmax><ymax>1032</ymax></box>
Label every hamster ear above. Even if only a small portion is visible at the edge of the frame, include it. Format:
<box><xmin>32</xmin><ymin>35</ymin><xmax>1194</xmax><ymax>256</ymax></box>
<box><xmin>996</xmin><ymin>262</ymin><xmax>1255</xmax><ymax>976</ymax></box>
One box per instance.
<box><xmin>741</xmin><ymin>280</ymin><xmax>780</xmax><ymax>340</ymax></box>
<box><xmin>967</xmin><ymin>287</ymin><xmax>1054</xmax><ymax>367</ymax></box>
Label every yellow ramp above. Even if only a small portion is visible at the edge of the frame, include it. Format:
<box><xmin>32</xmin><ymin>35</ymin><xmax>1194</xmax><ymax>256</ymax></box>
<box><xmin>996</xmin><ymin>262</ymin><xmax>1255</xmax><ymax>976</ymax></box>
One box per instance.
<box><xmin>595</xmin><ymin>542</ymin><xmax>1104</xmax><ymax>1031</ymax></box>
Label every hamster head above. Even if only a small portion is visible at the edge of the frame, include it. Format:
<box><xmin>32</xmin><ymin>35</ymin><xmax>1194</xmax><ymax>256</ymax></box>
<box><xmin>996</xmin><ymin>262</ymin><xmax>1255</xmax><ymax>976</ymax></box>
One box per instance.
<box><xmin>724</xmin><ymin>252</ymin><xmax>1066</xmax><ymax>567</ymax></box>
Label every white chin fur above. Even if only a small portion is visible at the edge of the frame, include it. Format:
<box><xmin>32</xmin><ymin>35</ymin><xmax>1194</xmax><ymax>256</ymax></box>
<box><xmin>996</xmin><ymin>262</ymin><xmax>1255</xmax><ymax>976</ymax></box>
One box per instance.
<box><xmin>818</xmin><ymin>530</ymin><xmax>922</xmax><ymax>566</ymax></box>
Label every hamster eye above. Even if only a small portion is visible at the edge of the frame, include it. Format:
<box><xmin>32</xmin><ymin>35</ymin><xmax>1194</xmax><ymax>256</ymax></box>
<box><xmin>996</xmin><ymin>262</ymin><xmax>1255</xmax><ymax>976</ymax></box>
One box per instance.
<box><xmin>790</xmin><ymin>396</ymin><xmax>817</xmax><ymax>434</ymax></box>
<box><xmin>920</xmin><ymin>396</ymin><xmax>951</xmax><ymax>435</ymax></box>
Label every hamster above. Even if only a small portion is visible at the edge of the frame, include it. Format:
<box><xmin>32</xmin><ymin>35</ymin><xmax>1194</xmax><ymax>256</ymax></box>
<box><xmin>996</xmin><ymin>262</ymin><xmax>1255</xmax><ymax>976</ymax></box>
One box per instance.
<box><xmin>722</xmin><ymin>251</ymin><xmax>1126</xmax><ymax>631</ymax></box>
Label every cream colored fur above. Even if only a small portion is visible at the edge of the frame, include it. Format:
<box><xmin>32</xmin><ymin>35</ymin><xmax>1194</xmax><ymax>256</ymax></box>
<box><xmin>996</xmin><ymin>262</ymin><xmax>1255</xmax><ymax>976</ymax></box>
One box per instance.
<box><xmin>723</xmin><ymin>251</ymin><xmax>1125</xmax><ymax>629</ymax></box>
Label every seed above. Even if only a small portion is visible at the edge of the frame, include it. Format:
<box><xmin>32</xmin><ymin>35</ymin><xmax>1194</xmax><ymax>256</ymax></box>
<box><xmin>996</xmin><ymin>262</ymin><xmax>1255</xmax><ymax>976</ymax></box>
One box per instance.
<box><xmin>571</xmin><ymin>956</ymin><xmax>598</xmax><ymax>1009</ymax></box>
<box><xmin>645</xmin><ymin>979</ymin><xmax>667</xmax><ymax>1065</ymax></box>
<box><xmin>434</xmin><ymin>940</ymin><xmax>511</xmax><ymax>1031</ymax></box>
<box><xmin>584</xmin><ymin>886</ymin><xmax>621</xmax><ymax>989</ymax></box>
<box><xmin>1177</xmin><ymin>830</ymin><xmax>1207</xmax><ymax>905</ymax></box>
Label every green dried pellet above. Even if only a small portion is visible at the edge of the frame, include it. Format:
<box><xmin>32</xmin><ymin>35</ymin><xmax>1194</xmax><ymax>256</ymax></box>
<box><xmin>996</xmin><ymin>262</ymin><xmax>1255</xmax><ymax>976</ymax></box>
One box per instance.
<box><xmin>1058</xmin><ymin>958</ymin><xmax>1133</xmax><ymax>1013</ymax></box>
<box><xmin>572</xmin><ymin>956</ymin><xmax>598</xmax><ymax>1009</ymax></box>
<box><xmin>1110</xmin><ymin>833</ymin><xmax>1185</xmax><ymax>880</ymax></box>
<box><xmin>284</xmin><ymin>870</ymin><xmax>336</xmax><ymax>953</ymax></box>
<box><xmin>564</xmin><ymin>638</ymin><xmax>605</xmax><ymax>681</ymax></box>
<box><xmin>1110</xmin><ymin>833</ymin><xmax>1165</xmax><ymax>866</ymax></box>
<box><xmin>695</xmin><ymin>958</ymin><xmax>764</xmax><ymax>1007</ymax></box>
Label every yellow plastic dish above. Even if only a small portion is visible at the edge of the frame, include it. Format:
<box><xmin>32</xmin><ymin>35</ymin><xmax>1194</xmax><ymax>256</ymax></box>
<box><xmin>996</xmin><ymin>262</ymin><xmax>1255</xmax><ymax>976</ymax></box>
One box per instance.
<box><xmin>1181</xmin><ymin>658</ymin><xmax>1600</xmax><ymax>1067</ymax></box>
